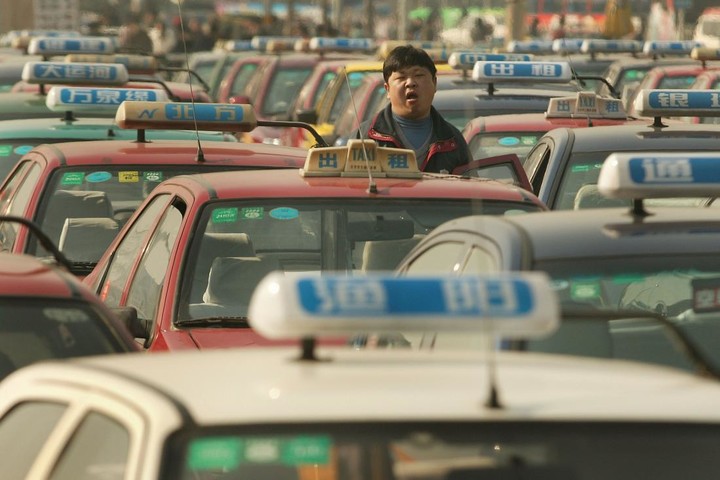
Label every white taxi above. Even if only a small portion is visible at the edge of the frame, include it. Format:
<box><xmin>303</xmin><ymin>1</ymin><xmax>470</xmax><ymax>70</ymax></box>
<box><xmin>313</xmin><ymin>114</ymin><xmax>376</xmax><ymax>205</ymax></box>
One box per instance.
<box><xmin>1</xmin><ymin>273</ymin><xmax>720</xmax><ymax>479</ymax></box>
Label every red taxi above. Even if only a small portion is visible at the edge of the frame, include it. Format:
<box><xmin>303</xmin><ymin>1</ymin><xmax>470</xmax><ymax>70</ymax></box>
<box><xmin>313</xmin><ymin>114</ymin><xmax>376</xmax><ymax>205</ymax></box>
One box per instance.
<box><xmin>0</xmin><ymin>101</ymin><xmax>308</xmax><ymax>277</ymax></box>
<box><xmin>83</xmin><ymin>141</ymin><xmax>546</xmax><ymax>351</ymax></box>
<box><xmin>0</xmin><ymin>216</ymin><xmax>138</xmax><ymax>381</ymax></box>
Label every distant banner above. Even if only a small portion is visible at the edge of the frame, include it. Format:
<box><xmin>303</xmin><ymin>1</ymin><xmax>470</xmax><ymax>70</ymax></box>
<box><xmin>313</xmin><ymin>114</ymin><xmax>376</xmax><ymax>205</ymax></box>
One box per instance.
<box><xmin>32</xmin><ymin>0</ymin><xmax>80</xmax><ymax>31</ymax></box>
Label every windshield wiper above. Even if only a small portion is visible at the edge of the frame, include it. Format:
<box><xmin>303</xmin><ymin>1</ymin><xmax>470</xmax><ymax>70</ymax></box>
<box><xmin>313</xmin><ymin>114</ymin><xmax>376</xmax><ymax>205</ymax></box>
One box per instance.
<box><xmin>176</xmin><ymin>317</ymin><xmax>249</xmax><ymax>328</ymax></box>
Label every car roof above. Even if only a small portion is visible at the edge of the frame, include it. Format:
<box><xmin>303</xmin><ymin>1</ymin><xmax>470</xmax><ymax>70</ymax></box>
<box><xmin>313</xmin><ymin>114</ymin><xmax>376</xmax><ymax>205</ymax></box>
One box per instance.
<box><xmin>158</xmin><ymin>168</ymin><xmax>543</xmax><ymax>204</ymax></box>
<box><xmin>0</xmin><ymin>252</ymin><xmax>88</xmax><ymax>298</ymax></box>
<box><xmin>9</xmin><ymin>347</ymin><xmax>720</xmax><ymax>425</ymax></box>
<box><xmin>465</xmin><ymin>113</ymin><xmax>644</xmax><ymax>133</ymax></box>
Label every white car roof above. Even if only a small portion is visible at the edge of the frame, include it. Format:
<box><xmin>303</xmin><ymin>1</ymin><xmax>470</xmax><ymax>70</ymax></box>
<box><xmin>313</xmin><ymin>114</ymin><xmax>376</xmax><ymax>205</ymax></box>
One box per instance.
<box><xmin>5</xmin><ymin>348</ymin><xmax>720</xmax><ymax>426</ymax></box>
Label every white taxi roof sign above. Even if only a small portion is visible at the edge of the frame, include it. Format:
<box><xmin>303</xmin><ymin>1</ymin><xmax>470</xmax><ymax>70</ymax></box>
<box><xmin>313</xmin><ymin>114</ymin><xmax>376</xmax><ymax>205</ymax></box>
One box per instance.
<box><xmin>248</xmin><ymin>272</ymin><xmax>560</xmax><ymax>340</ymax></box>
<box><xmin>65</xmin><ymin>54</ymin><xmax>157</xmax><ymax>73</ymax></box>
<box><xmin>598</xmin><ymin>152</ymin><xmax>720</xmax><ymax>198</ymax></box>
<box><xmin>22</xmin><ymin>61</ymin><xmax>129</xmax><ymax>86</ymax></box>
<box><xmin>27</xmin><ymin>36</ymin><xmax>115</xmax><ymax>56</ymax></box>
<box><xmin>250</xmin><ymin>36</ymin><xmax>301</xmax><ymax>51</ymax></box>
<box><xmin>546</xmin><ymin>92</ymin><xmax>626</xmax><ymax>119</ymax></box>
<box><xmin>115</xmin><ymin>101</ymin><xmax>257</xmax><ymax>132</ymax></box>
<box><xmin>222</xmin><ymin>39</ymin><xmax>253</xmax><ymax>52</ymax></box>
<box><xmin>448</xmin><ymin>51</ymin><xmax>533</xmax><ymax>70</ymax></box>
<box><xmin>506</xmin><ymin>40</ymin><xmax>554</xmax><ymax>54</ymax></box>
<box><xmin>643</xmin><ymin>40</ymin><xmax>703</xmax><ymax>56</ymax></box>
<box><xmin>552</xmin><ymin>38</ymin><xmax>584</xmax><ymax>53</ymax></box>
<box><xmin>634</xmin><ymin>89</ymin><xmax>720</xmax><ymax>117</ymax></box>
<box><xmin>690</xmin><ymin>47</ymin><xmax>720</xmax><ymax>61</ymax></box>
<box><xmin>377</xmin><ymin>40</ymin><xmax>449</xmax><ymax>59</ymax></box>
<box><xmin>308</xmin><ymin>37</ymin><xmax>375</xmax><ymax>52</ymax></box>
<box><xmin>301</xmin><ymin>140</ymin><xmax>420</xmax><ymax>178</ymax></box>
<box><xmin>581</xmin><ymin>39</ymin><xmax>643</xmax><ymax>54</ymax></box>
<box><xmin>46</xmin><ymin>86</ymin><xmax>168</xmax><ymax>113</ymax></box>
<box><xmin>472</xmin><ymin>61</ymin><xmax>573</xmax><ymax>83</ymax></box>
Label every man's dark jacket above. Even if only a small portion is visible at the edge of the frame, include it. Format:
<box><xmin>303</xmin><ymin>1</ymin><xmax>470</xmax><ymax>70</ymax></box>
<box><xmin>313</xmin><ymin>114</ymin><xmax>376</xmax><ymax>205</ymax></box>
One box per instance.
<box><xmin>355</xmin><ymin>104</ymin><xmax>471</xmax><ymax>173</ymax></box>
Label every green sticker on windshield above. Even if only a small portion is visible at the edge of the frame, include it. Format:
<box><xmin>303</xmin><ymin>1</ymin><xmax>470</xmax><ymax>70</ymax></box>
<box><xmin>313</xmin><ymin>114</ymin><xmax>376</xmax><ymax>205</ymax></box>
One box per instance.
<box><xmin>281</xmin><ymin>436</ymin><xmax>331</xmax><ymax>465</ymax></box>
<box><xmin>61</xmin><ymin>172</ymin><xmax>85</xmax><ymax>185</ymax></box>
<box><xmin>571</xmin><ymin>281</ymin><xmax>601</xmax><ymax>299</ymax></box>
<box><xmin>144</xmin><ymin>171</ymin><xmax>163</xmax><ymax>182</ymax></box>
<box><xmin>187</xmin><ymin>437</ymin><xmax>242</xmax><ymax>470</ymax></box>
<box><xmin>571</xmin><ymin>165</ymin><xmax>590</xmax><ymax>173</ymax></box>
<box><xmin>0</xmin><ymin>145</ymin><xmax>12</xmax><ymax>157</ymax></box>
<box><xmin>240</xmin><ymin>207</ymin><xmax>264</xmax><ymax>220</ymax></box>
<box><xmin>212</xmin><ymin>207</ymin><xmax>238</xmax><ymax>223</ymax></box>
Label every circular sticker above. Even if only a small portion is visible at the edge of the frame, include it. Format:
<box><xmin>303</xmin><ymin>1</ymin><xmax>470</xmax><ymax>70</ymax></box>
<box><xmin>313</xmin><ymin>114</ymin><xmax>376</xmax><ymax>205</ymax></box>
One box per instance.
<box><xmin>86</xmin><ymin>171</ymin><xmax>112</xmax><ymax>183</ymax></box>
<box><xmin>498</xmin><ymin>137</ymin><xmax>520</xmax><ymax>146</ymax></box>
<box><xmin>14</xmin><ymin>145</ymin><xmax>33</xmax><ymax>155</ymax></box>
<box><xmin>269</xmin><ymin>207</ymin><xmax>299</xmax><ymax>220</ymax></box>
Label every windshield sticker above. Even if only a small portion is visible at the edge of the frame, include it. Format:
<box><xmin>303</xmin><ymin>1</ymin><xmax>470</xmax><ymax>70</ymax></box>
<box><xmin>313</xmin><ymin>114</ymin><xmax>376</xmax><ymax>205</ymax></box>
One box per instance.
<box><xmin>143</xmin><ymin>171</ymin><xmax>163</xmax><ymax>182</ymax></box>
<box><xmin>691</xmin><ymin>277</ymin><xmax>720</xmax><ymax>313</ymax></box>
<box><xmin>14</xmin><ymin>145</ymin><xmax>33</xmax><ymax>155</ymax></box>
<box><xmin>61</xmin><ymin>172</ymin><xmax>84</xmax><ymax>185</ymax></box>
<box><xmin>240</xmin><ymin>207</ymin><xmax>264</xmax><ymax>220</ymax></box>
<box><xmin>498</xmin><ymin>137</ymin><xmax>520</xmax><ymax>146</ymax></box>
<box><xmin>520</xmin><ymin>136</ymin><xmax>537</xmax><ymax>145</ymax></box>
<box><xmin>0</xmin><ymin>145</ymin><xmax>11</xmax><ymax>157</ymax></box>
<box><xmin>188</xmin><ymin>437</ymin><xmax>242</xmax><ymax>471</ymax></box>
<box><xmin>43</xmin><ymin>308</ymin><xmax>89</xmax><ymax>323</ymax></box>
<box><xmin>86</xmin><ymin>171</ymin><xmax>112</xmax><ymax>183</ymax></box>
<box><xmin>279</xmin><ymin>436</ymin><xmax>331</xmax><ymax>465</ymax></box>
<box><xmin>213</xmin><ymin>207</ymin><xmax>239</xmax><ymax>223</ymax></box>
<box><xmin>119</xmin><ymin>171</ymin><xmax>139</xmax><ymax>183</ymax></box>
<box><xmin>570</xmin><ymin>281</ymin><xmax>601</xmax><ymax>299</ymax></box>
<box><xmin>270</xmin><ymin>207</ymin><xmax>299</xmax><ymax>220</ymax></box>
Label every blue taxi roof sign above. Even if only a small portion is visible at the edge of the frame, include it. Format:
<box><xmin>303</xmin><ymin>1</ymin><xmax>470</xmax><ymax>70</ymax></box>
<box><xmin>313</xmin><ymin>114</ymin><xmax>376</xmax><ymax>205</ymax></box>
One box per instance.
<box><xmin>472</xmin><ymin>61</ymin><xmax>573</xmax><ymax>83</ymax></box>
<box><xmin>308</xmin><ymin>37</ymin><xmax>375</xmax><ymax>52</ymax></box>
<box><xmin>22</xmin><ymin>61</ymin><xmax>129</xmax><ymax>86</ymax></box>
<box><xmin>546</xmin><ymin>92</ymin><xmax>626</xmax><ymax>119</ymax></box>
<box><xmin>250</xmin><ymin>35</ymin><xmax>301</xmax><ymax>51</ymax></box>
<box><xmin>551</xmin><ymin>38</ymin><xmax>584</xmax><ymax>53</ymax></box>
<box><xmin>377</xmin><ymin>40</ymin><xmax>449</xmax><ymax>59</ymax></box>
<box><xmin>634</xmin><ymin>89</ymin><xmax>720</xmax><ymax>117</ymax></box>
<box><xmin>643</xmin><ymin>40</ymin><xmax>703</xmax><ymax>56</ymax></box>
<box><xmin>301</xmin><ymin>139</ymin><xmax>421</xmax><ymax>178</ymax></box>
<box><xmin>448</xmin><ymin>51</ymin><xmax>533</xmax><ymax>70</ymax></box>
<box><xmin>64</xmin><ymin>54</ymin><xmax>157</xmax><ymax>74</ymax></box>
<box><xmin>598</xmin><ymin>152</ymin><xmax>720</xmax><ymax>198</ymax></box>
<box><xmin>506</xmin><ymin>40</ymin><xmax>554</xmax><ymax>54</ymax></box>
<box><xmin>115</xmin><ymin>101</ymin><xmax>257</xmax><ymax>132</ymax></box>
<box><xmin>248</xmin><ymin>272</ymin><xmax>560</xmax><ymax>340</ymax></box>
<box><xmin>27</xmin><ymin>36</ymin><xmax>115</xmax><ymax>56</ymax></box>
<box><xmin>581</xmin><ymin>39</ymin><xmax>643</xmax><ymax>54</ymax></box>
<box><xmin>46</xmin><ymin>87</ymin><xmax>169</xmax><ymax>113</ymax></box>
<box><xmin>222</xmin><ymin>39</ymin><xmax>253</xmax><ymax>52</ymax></box>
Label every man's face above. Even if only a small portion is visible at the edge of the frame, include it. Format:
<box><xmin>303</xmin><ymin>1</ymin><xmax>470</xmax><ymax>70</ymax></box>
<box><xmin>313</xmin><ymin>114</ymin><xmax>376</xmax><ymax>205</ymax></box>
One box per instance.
<box><xmin>385</xmin><ymin>65</ymin><xmax>437</xmax><ymax>120</ymax></box>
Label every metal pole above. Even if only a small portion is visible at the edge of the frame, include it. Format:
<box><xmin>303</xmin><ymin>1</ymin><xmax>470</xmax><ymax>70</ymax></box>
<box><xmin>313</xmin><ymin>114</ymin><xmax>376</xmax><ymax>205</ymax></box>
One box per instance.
<box><xmin>398</xmin><ymin>0</ymin><xmax>407</xmax><ymax>40</ymax></box>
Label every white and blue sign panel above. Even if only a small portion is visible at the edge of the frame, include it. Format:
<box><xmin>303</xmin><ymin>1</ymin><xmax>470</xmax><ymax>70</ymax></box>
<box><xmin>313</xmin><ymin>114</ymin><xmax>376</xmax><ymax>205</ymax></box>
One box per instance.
<box><xmin>472</xmin><ymin>61</ymin><xmax>572</xmax><ymax>83</ymax></box>
<box><xmin>448</xmin><ymin>52</ymin><xmax>532</xmax><ymax>70</ymax></box>
<box><xmin>635</xmin><ymin>89</ymin><xmax>720</xmax><ymax>117</ymax></box>
<box><xmin>28</xmin><ymin>36</ymin><xmax>115</xmax><ymax>56</ymax></box>
<box><xmin>251</xmin><ymin>35</ymin><xmax>301</xmax><ymax>50</ymax></box>
<box><xmin>309</xmin><ymin>37</ymin><xmax>375</xmax><ymax>51</ymax></box>
<box><xmin>46</xmin><ymin>87</ymin><xmax>168</xmax><ymax>112</ymax></box>
<box><xmin>643</xmin><ymin>40</ymin><xmax>703</xmax><ymax>55</ymax></box>
<box><xmin>581</xmin><ymin>39</ymin><xmax>642</xmax><ymax>54</ymax></box>
<box><xmin>248</xmin><ymin>272</ymin><xmax>559</xmax><ymax>339</ymax></box>
<box><xmin>115</xmin><ymin>101</ymin><xmax>257</xmax><ymax>132</ymax></box>
<box><xmin>552</xmin><ymin>38</ymin><xmax>584</xmax><ymax>53</ymax></box>
<box><xmin>507</xmin><ymin>40</ymin><xmax>554</xmax><ymax>54</ymax></box>
<box><xmin>22</xmin><ymin>61</ymin><xmax>129</xmax><ymax>85</ymax></box>
<box><xmin>599</xmin><ymin>152</ymin><xmax>720</xmax><ymax>198</ymax></box>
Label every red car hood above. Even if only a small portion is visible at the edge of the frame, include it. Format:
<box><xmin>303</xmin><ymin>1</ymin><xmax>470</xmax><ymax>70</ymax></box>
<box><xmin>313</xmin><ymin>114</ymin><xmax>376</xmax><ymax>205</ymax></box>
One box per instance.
<box><xmin>187</xmin><ymin>328</ymin><xmax>347</xmax><ymax>349</ymax></box>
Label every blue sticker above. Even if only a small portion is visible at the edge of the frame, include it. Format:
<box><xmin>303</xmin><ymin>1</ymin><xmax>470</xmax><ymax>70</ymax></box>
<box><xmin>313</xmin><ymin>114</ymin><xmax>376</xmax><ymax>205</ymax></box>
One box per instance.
<box><xmin>269</xmin><ymin>207</ymin><xmax>299</xmax><ymax>220</ymax></box>
<box><xmin>498</xmin><ymin>137</ymin><xmax>520</xmax><ymax>146</ymax></box>
<box><xmin>13</xmin><ymin>145</ymin><xmax>33</xmax><ymax>155</ymax></box>
<box><xmin>86</xmin><ymin>171</ymin><xmax>112</xmax><ymax>183</ymax></box>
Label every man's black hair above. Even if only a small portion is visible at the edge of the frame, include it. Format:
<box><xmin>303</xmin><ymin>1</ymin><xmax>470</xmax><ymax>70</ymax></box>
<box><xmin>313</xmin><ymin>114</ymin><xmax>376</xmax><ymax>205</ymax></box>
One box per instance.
<box><xmin>382</xmin><ymin>45</ymin><xmax>437</xmax><ymax>83</ymax></box>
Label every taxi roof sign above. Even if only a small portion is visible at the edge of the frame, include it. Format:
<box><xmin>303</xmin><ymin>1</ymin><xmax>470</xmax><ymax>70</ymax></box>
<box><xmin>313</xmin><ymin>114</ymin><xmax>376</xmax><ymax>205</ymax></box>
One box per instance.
<box><xmin>222</xmin><ymin>39</ymin><xmax>253</xmax><ymax>52</ymax></box>
<box><xmin>377</xmin><ymin>40</ymin><xmax>449</xmax><ymax>59</ymax></box>
<box><xmin>22</xmin><ymin>61</ymin><xmax>129</xmax><ymax>86</ymax></box>
<box><xmin>472</xmin><ymin>61</ymin><xmax>573</xmax><ymax>83</ymax></box>
<box><xmin>643</xmin><ymin>40</ymin><xmax>703</xmax><ymax>56</ymax></box>
<box><xmin>308</xmin><ymin>37</ymin><xmax>375</xmax><ymax>52</ymax></box>
<box><xmin>506</xmin><ymin>40</ymin><xmax>554</xmax><ymax>54</ymax></box>
<box><xmin>46</xmin><ymin>86</ymin><xmax>168</xmax><ymax>113</ymax></box>
<box><xmin>598</xmin><ymin>152</ymin><xmax>720</xmax><ymax>198</ymax></box>
<box><xmin>115</xmin><ymin>101</ymin><xmax>257</xmax><ymax>132</ymax></box>
<box><xmin>634</xmin><ymin>89</ymin><xmax>720</xmax><ymax>117</ymax></box>
<box><xmin>690</xmin><ymin>46</ymin><xmax>720</xmax><ymax>62</ymax></box>
<box><xmin>301</xmin><ymin>140</ymin><xmax>420</xmax><ymax>178</ymax></box>
<box><xmin>448</xmin><ymin>51</ymin><xmax>533</xmax><ymax>70</ymax></box>
<box><xmin>581</xmin><ymin>39</ymin><xmax>643</xmax><ymax>54</ymax></box>
<box><xmin>551</xmin><ymin>38</ymin><xmax>584</xmax><ymax>53</ymax></box>
<box><xmin>250</xmin><ymin>35</ymin><xmax>301</xmax><ymax>51</ymax></box>
<box><xmin>546</xmin><ymin>92</ymin><xmax>626</xmax><ymax>119</ymax></box>
<box><xmin>248</xmin><ymin>272</ymin><xmax>560</xmax><ymax>340</ymax></box>
<box><xmin>27</xmin><ymin>36</ymin><xmax>115</xmax><ymax>56</ymax></box>
<box><xmin>65</xmin><ymin>54</ymin><xmax>157</xmax><ymax>74</ymax></box>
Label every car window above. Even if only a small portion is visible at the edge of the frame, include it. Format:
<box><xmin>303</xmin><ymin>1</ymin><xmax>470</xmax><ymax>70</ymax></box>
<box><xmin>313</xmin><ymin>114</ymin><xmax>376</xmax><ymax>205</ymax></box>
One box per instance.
<box><xmin>229</xmin><ymin>63</ymin><xmax>259</xmax><ymax>98</ymax></box>
<box><xmin>0</xmin><ymin>161</ymin><xmax>42</xmax><ymax>251</ymax></box>
<box><xmin>404</xmin><ymin>242</ymin><xmax>466</xmax><ymax>275</ymax></box>
<box><xmin>99</xmin><ymin>195</ymin><xmax>171</xmax><ymax>307</ymax></box>
<box><xmin>469</xmin><ymin>132</ymin><xmax>541</xmax><ymax>163</ymax></box>
<box><xmin>657</xmin><ymin>75</ymin><xmax>697</xmax><ymax>89</ymax></box>
<box><xmin>261</xmin><ymin>67</ymin><xmax>314</xmax><ymax>116</ymax></box>
<box><xmin>48</xmin><ymin>411</ymin><xmax>129</xmax><ymax>480</ymax></box>
<box><xmin>0</xmin><ymin>401</ymin><xmax>67</xmax><ymax>480</ymax></box>
<box><xmin>523</xmin><ymin>142</ymin><xmax>551</xmax><ymax>194</ymax></box>
<box><xmin>126</xmin><ymin>199</ymin><xmax>184</xmax><ymax>323</ymax></box>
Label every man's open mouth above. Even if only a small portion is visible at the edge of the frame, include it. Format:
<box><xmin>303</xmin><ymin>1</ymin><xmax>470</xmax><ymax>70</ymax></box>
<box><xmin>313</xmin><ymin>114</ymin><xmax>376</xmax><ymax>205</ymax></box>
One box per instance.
<box><xmin>406</xmin><ymin>91</ymin><xmax>418</xmax><ymax>100</ymax></box>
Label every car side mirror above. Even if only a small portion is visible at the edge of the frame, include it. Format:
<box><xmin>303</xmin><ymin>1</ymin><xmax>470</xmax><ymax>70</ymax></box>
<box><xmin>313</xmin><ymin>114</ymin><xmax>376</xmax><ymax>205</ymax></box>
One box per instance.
<box><xmin>295</xmin><ymin>108</ymin><xmax>318</xmax><ymax>124</ymax></box>
<box><xmin>113</xmin><ymin>306</ymin><xmax>150</xmax><ymax>341</ymax></box>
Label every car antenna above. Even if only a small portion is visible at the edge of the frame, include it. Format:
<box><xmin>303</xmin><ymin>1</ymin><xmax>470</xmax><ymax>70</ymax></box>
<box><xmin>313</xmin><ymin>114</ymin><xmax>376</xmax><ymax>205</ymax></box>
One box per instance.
<box><xmin>483</xmin><ymin>320</ymin><xmax>503</xmax><ymax>409</ymax></box>
<box><xmin>342</xmin><ymin>66</ymin><xmax>377</xmax><ymax>194</ymax></box>
<box><xmin>558</xmin><ymin>40</ymin><xmax>594</xmax><ymax>128</ymax></box>
<box><xmin>174</xmin><ymin>1</ymin><xmax>205</xmax><ymax>162</ymax></box>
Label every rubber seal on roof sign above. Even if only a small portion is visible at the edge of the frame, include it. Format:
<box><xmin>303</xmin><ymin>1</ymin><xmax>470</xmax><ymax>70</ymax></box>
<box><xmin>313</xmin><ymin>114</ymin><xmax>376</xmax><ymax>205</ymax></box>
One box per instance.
<box><xmin>86</xmin><ymin>171</ymin><xmax>112</xmax><ymax>183</ymax></box>
<box><xmin>269</xmin><ymin>207</ymin><xmax>299</xmax><ymax>220</ymax></box>
<box><xmin>61</xmin><ymin>172</ymin><xmax>84</xmax><ymax>185</ymax></box>
<box><xmin>212</xmin><ymin>207</ymin><xmax>239</xmax><ymax>223</ymax></box>
<box><xmin>14</xmin><ymin>145</ymin><xmax>32</xmax><ymax>155</ymax></box>
<box><xmin>240</xmin><ymin>207</ymin><xmax>264</xmax><ymax>220</ymax></box>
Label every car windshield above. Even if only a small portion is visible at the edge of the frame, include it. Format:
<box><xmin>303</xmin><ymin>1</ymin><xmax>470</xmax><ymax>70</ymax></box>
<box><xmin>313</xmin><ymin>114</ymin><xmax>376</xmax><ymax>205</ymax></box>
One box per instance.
<box><xmin>261</xmin><ymin>67</ymin><xmax>314</xmax><ymax>117</ymax></box>
<box><xmin>468</xmin><ymin>132</ymin><xmax>541</xmax><ymax>163</ymax></box>
<box><xmin>0</xmin><ymin>298</ymin><xmax>130</xmax><ymax>380</ymax></box>
<box><xmin>165</xmin><ymin>422</ymin><xmax>720</xmax><ymax>480</ymax></box>
<box><xmin>0</xmin><ymin>142</ymin><xmax>38</xmax><ymax>182</ymax></box>
<box><xmin>177</xmin><ymin>198</ymin><xmax>540</xmax><ymax>323</ymax></box>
